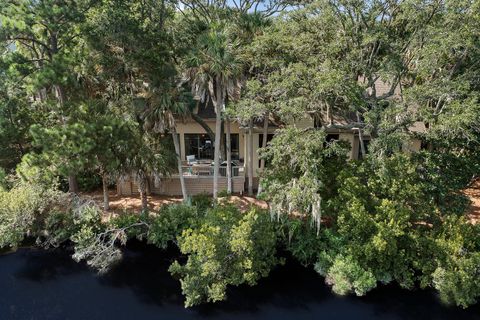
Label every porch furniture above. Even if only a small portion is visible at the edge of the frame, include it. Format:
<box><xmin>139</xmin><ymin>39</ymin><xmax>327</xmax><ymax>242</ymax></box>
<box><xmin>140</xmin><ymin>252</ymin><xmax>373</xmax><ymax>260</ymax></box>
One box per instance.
<box><xmin>187</xmin><ymin>155</ymin><xmax>197</xmax><ymax>165</ymax></box>
<box><xmin>192</xmin><ymin>163</ymin><xmax>213</xmax><ymax>176</ymax></box>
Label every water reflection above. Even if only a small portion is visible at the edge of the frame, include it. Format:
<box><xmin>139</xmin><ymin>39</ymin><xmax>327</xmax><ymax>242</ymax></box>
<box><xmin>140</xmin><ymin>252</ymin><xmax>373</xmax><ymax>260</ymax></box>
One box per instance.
<box><xmin>0</xmin><ymin>242</ymin><xmax>478</xmax><ymax>320</ymax></box>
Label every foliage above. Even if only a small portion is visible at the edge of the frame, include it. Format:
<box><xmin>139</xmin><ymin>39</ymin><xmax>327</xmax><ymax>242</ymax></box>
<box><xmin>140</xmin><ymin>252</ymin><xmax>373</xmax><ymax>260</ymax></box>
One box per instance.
<box><xmin>147</xmin><ymin>204</ymin><xmax>201</xmax><ymax>249</ymax></box>
<box><xmin>70</xmin><ymin>202</ymin><xmax>113</xmax><ymax>272</ymax></box>
<box><xmin>274</xmin><ymin>151</ymin><xmax>480</xmax><ymax>307</ymax></box>
<box><xmin>261</xmin><ymin>127</ymin><xmax>349</xmax><ymax>228</ymax></box>
<box><xmin>0</xmin><ymin>168</ymin><xmax>6</xmax><ymax>190</ymax></box>
<box><xmin>77</xmin><ymin>170</ymin><xmax>103</xmax><ymax>192</ymax></box>
<box><xmin>41</xmin><ymin>210</ymin><xmax>78</xmax><ymax>248</ymax></box>
<box><xmin>190</xmin><ymin>193</ymin><xmax>213</xmax><ymax>213</ymax></box>
<box><xmin>431</xmin><ymin>216</ymin><xmax>480</xmax><ymax>308</ymax></box>
<box><xmin>169</xmin><ymin>206</ymin><xmax>280</xmax><ymax>307</ymax></box>
<box><xmin>320</xmin><ymin>255</ymin><xmax>376</xmax><ymax>297</ymax></box>
<box><xmin>0</xmin><ymin>179</ymin><xmax>67</xmax><ymax>248</ymax></box>
<box><xmin>276</xmin><ymin>216</ymin><xmax>327</xmax><ymax>266</ymax></box>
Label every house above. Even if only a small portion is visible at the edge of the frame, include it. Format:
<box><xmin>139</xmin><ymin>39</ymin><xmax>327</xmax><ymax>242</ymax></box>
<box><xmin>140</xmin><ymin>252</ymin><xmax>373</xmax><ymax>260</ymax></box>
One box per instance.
<box><xmin>117</xmin><ymin>80</ymin><xmax>425</xmax><ymax>196</ymax></box>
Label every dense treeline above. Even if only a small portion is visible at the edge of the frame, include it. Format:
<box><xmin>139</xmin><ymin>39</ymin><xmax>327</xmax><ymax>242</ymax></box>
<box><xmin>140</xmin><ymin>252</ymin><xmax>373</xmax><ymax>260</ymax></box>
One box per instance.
<box><xmin>1</xmin><ymin>0</ymin><xmax>480</xmax><ymax>309</ymax></box>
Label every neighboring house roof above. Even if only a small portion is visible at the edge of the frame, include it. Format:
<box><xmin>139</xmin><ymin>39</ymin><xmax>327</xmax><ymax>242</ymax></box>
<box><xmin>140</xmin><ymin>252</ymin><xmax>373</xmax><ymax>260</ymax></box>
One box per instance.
<box><xmin>359</xmin><ymin>76</ymin><xmax>402</xmax><ymax>98</ymax></box>
<box><xmin>409</xmin><ymin>121</ymin><xmax>427</xmax><ymax>133</ymax></box>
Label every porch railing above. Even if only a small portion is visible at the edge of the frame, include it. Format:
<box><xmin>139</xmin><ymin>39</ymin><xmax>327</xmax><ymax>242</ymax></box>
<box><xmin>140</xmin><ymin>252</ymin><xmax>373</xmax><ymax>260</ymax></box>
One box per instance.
<box><xmin>174</xmin><ymin>165</ymin><xmax>245</xmax><ymax>178</ymax></box>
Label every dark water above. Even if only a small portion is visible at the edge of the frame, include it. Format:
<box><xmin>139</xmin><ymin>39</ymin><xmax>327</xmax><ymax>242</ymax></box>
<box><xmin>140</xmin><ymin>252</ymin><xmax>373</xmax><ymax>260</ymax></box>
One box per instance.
<box><xmin>0</xmin><ymin>243</ymin><xmax>478</xmax><ymax>320</ymax></box>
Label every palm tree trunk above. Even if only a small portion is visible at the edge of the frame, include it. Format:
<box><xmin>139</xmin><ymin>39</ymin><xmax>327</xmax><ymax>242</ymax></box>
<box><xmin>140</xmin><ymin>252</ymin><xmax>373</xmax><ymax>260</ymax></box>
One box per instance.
<box><xmin>102</xmin><ymin>173</ymin><xmax>109</xmax><ymax>211</ymax></box>
<box><xmin>226</xmin><ymin>117</ymin><xmax>232</xmax><ymax>194</ymax></box>
<box><xmin>257</xmin><ymin>112</ymin><xmax>269</xmax><ymax>196</ymax></box>
<box><xmin>220</xmin><ymin>119</ymin><xmax>226</xmax><ymax>161</ymax></box>
<box><xmin>172</xmin><ymin>131</ymin><xmax>188</xmax><ymax>201</ymax></box>
<box><xmin>213</xmin><ymin>104</ymin><xmax>222</xmax><ymax>199</ymax></box>
<box><xmin>137</xmin><ymin>171</ymin><xmax>148</xmax><ymax>212</ymax></box>
<box><xmin>248</xmin><ymin>118</ymin><xmax>254</xmax><ymax>196</ymax></box>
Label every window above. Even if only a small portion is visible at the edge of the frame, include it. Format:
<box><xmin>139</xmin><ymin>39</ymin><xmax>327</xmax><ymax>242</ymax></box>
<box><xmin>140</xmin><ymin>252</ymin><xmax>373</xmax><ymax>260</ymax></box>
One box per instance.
<box><xmin>322</xmin><ymin>134</ymin><xmax>340</xmax><ymax>148</ymax></box>
<box><xmin>228</xmin><ymin>134</ymin><xmax>240</xmax><ymax>160</ymax></box>
<box><xmin>259</xmin><ymin>134</ymin><xmax>275</xmax><ymax>148</ymax></box>
<box><xmin>326</xmin><ymin>134</ymin><xmax>339</xmax><ymax>142</ymax></box>
<box><xmin>184</xmin><ymin>134</ymin><xmax>214</xmax><ymax>160</ymax></box>
<box><xmin>184</xmin><ymin>133</ymin><xmax>239</xmax><ymax>160</ymax></box>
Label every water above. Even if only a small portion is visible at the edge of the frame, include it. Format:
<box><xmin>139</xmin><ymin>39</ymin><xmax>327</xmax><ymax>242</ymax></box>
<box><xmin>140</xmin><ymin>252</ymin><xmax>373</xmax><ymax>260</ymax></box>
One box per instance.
<box><xmin>0</xmin><ymin>242</ymin><xmax>478</xmax><ymax>320</ymax></box>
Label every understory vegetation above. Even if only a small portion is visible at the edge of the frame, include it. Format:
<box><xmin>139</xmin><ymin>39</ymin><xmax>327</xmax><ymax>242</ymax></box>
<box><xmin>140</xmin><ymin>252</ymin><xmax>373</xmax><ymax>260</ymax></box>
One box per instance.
<box><xmin>1</xmin><ymin>150</ymin><xmax>479</xmax><ymax>308</ymax></box>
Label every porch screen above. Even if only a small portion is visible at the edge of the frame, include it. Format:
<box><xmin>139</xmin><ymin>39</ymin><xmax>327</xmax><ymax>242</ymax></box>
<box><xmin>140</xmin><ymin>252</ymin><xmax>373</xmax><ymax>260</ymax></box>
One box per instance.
<box><xmin>184</xmin><ymin>134</ymin><xmax>239</xmax><ymax>160</ymax></box>
<box><xmin>184</xmin><ymin>134</ymin><xmax>214</xmax><ymax>160</ymax></box>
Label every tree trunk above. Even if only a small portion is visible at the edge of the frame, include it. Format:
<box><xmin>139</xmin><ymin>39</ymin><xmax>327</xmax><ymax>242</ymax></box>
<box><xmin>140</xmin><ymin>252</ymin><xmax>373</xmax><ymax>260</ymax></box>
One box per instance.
<box><xmin>358</xmin><ymin>129</ymin><xmax>366</xmax><ymax>159</ymax></box>
<box><xmin>259</xmin><ymin>112</ymin><xmax>269</xmax><ymax>171</ymax></box>
<box><xmin>68</xmin><ymin>175</ymin><xmax>79</xmax><ymax>193</ymax></box>
<box><xmin>138</xmin><ymin>172</ymin><xmax>148</xmax><ymax>212</ymax></box>
<box><xmin>172</xmin><ymin>131</ymin><xmax>188</xmax><ymax>201</ymax></box>
<box><xmin>356</xmin><ymin>112</ymin><xmax>366</xmax><ymax>159</ymax></box>
<box><xmin>213</xmin><ymin>104</ymin><xmax>222</xmax><ymax>199</ymax></box>
<box><xmin>257</xmin><ymin>112</ymin><xmax>269</xmax><ymax>196</ymax></box>
<box><xmin>102</xmin><ymin>173</ymin><xmax>109</xmax><ymax>211</ymax></box>
<box><xmin>191</xmin><ymin>112</ymin><xmax>215</xmax><ymax>142</ymax></box>
<box><xmin>220</xmin><ymin>119</ymin><xmax>225</xmax><ymax>161</ymax></box>
<box><xmin>248</xmin><ymin>118</ymin><xmax>254</xmax><ymax>196</ymax></box>
<box><xmin>54</xmin><ymin>83</ymin><xmax>79</xmax><ymax>194</ymax></box>
<box><xmin>226</xmin><ymin>117</ymin><xmax>232</xmax><ymax>194</ymax></box>
<box><xmin>327</xmin><ymin>104</ymin><xmax>333</xmax><ymax>126</ymax></box>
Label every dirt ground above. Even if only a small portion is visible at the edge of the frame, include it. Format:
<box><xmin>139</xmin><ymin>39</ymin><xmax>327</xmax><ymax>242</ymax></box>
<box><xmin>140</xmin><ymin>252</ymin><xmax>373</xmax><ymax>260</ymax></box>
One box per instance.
<box><xmin>83</xmin><ymin>190</ymin><xmax>268</xmax><ymax>214</ymax></box>
<box><xmin>85</xmin><ymin>182</ymin><xmax>479</xmax><ymax>224</ymax></box>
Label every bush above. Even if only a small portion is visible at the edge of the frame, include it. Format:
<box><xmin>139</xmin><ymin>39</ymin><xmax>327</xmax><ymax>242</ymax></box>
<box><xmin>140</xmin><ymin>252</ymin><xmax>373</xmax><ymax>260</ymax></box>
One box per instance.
<box><xmin>147</xmin><ymin>204</ymin><xmax>200</xmax><ymax>249</ymax></box>
<box><xmin>42</xmin><ymin>210</ymin><xmax>78</xmax><ymax>248</ymax></box>
<box><xmin>191</xmin><ymin>193</ymin><xmax>213</xmax><ymax>213</ymax></box>
<box><xmin>272</xmin><ymin>152</ymin><xmax>480</xmax><ymax>308</ymax></box>
<box><xmin>169</xmin><ymin>206</ymin><xmax>280</xmax><ymax>307</ymax></box>
<box><xmin>277</xmin><ymin>216</ymin><xmax>328</xmax><ymax>266</ymax></box>
<box><xmin>77</xmin><ymin>170</ymin><xmax>102</xmax><ymax>192</ymax></box>
<box><xmin>0</xmin><ymin>179</ymin><xmax>67</xmax><ymax>248</ymax></box>
<box><xmin>0</xmin><ymin>168</ymin><xmax>6</xmax><ymax>190</ymax></box>
<box><xmin>321</xmin><ymin>255</ymin><xmax>376</xmax><ymax>296</ymax></box>
<box><xmin>110</xmin><ymin>212</ymin><xmax>149</xmax><ymax>241</ymax></box>
<box><xmin>432</xmin><ymin>253</ymin><xmax>480</xmax><ymax>309</ymax></box>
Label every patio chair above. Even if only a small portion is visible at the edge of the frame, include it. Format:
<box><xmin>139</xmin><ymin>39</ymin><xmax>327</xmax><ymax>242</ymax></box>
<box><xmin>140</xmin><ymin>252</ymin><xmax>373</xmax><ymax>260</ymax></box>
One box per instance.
<box><xmin>187</xmin><ymin>155</ymin><xmax>197</xmax><ymax>165</ymax></box>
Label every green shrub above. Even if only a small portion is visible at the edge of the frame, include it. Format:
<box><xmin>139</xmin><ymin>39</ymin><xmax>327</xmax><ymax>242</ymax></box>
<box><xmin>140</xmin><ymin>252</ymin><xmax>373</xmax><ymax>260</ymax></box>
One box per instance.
<box><xmin>147</xmin><ymin>204</ymin><xmax>200</xmax><ymax>249</ymax></box>
<box><xmin>42</xmin><ymin>211</ymin><xmax>78</xmax><ymax>247</ymax></box>
<box><xmin>77</xmin><ymin>171</ymin><xmax>102</xmax><ymax>192</ymax></box>
<box><xmin>432</xmin><ymin>253</ymin><xmax>480</xmax><ymax>309</ymax></box>
<box><xmin>277</xmin><ymin>217</ymin><xmax>327</xmax><ymax>266</ymax></box>
<box><xmin>110</xmin><ymin>212</ymin><xmax>149</xmax><ymax>240</ymax></box>
<box><xmin>0</xmin><ymin>180</ymin><xmax>66</xmax><ymax>248</ymax></box>
<box><xmin>0</xmin><ymin>168</ymin><xmax>6</xmax><ymax>190</ymax></box>
<box><xmin>320</xmin><ymin>255</ymin><xmax>376</xmax><ymax>296</ymax></box>
<box><xmin>191</xmin><ymin>193</ymin><xmax>213</xmax><ymax>213</ymax></box>
<box><xmin>169</xmin><ymin>206</ymin><xmax>280</xmax><ymax>307</ymax></box>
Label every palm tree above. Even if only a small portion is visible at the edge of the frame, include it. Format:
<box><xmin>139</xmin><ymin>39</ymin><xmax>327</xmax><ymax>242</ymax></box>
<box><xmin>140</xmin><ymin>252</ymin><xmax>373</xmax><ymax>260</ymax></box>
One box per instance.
<box><xmin>142</xmin><ymin>87</ymin><xmax>191</xmax><ymax>201</ymax></box>
<box><xmin>122</xmin><ymin>118</ymin><xmax>176</xmax><ymax>212</ymax></box>
<box><xmin>183</xmin><ymin>23</ymin><xmax>242</xmax><ymax>199</ymax></box>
